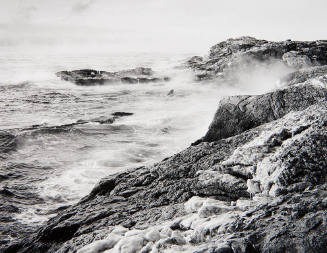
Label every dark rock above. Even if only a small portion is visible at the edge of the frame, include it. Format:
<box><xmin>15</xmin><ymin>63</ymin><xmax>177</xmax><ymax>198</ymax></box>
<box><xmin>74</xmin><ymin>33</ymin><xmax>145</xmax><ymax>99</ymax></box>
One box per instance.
<box><xmin>21</xmin><ymin>114</ymin><xmax>125</xmax><ymax>136</ymax></box>
<box><xmin>167</xmin><ymin>89</ymin><xmax>174</xmax><ymax>96</ymax></box>
<box><xmin>90</xmin><ymin>116</ymin><xmax>115</xmax><ymax>124</ymax></box>
<box><xmin>187</xmin><ymin>56</ymin><xmax>204</xmax><ymax>67</ymax></box>
<box><xmin>56</xmin><ymin>67</ymin><xmax>170</xmax><ymax>86</ymax></box>
<box><xmin>0</xmin><ymin>131</ymin><xmax>17</xmax><ymax>153</ymax></box>
<box><xmin>0</xmin><ymin>204</ymin><xmax>20</xmax><ymax>213</ymax></box>
<box><xmin>187</xmin><ymin>36</ymin><xmax>327</xmax><ymax>81</ymax></box>
<box><xmin>120</xmin><ymin>76</ymin><xmax>138</xmax><ymax>84</ymax></box>
<box><xmin>111</xmin><ymin>112</ymin><xmax>134</xmax><ymax>117</ymax></box>
<box><xmin>199</xmin><ymin>80</ymin><xmax>327</xmax><ymax>143</ymax></box>
<box><xmin>0</xmin><ymin>187</ymin><xmax>15</xmax><ymax>197</ymax></box>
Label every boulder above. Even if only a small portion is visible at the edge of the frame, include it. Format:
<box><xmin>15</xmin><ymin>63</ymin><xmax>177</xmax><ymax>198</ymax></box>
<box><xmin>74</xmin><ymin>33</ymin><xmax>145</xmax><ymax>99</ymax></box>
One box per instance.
<box><xmin>198</xmin><ymin>79</ymin><xmax>327</xmax><ymax>143</ymax></box>
<box><xmin>56</xmin><ymin>67</ymin><xmax>170</xmax><ymax>86</ymax></box>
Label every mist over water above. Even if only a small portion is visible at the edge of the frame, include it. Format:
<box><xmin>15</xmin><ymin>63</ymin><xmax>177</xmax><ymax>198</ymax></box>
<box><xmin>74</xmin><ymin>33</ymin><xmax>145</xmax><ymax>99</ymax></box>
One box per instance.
<box><xmin>0</xmin><ymin>51</ymin><xmax>214</xmax><ymax>225</ymax></box>
<box><xmin>0</xmin><ymin>47</ymin><xmax>293</xmax><ymax>230</ymax></box>
<box><xmin>229</xmin><ymin>59</ymin><xmax>295</xmax><ymax>94</ymax></box>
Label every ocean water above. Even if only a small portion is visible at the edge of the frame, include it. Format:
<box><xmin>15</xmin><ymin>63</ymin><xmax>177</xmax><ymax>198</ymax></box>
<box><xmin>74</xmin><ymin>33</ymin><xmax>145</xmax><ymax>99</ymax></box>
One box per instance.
<box><xmin>0</xmin><ymin>50</ymin><xmax>238</xmax><ymax>242</ymax></box>
<box><xmin>0</xmin><ymin>48</ymin><xmax>291</xmax><ymax>245</ymax></box>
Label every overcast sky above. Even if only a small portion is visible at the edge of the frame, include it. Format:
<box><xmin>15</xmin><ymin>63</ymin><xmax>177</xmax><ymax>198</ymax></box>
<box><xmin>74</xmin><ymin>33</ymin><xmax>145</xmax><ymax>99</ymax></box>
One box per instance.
<box><xmin>0</xmin><ymin>0</ymin><xmax>326</xmax><ymax>54</ymax></box>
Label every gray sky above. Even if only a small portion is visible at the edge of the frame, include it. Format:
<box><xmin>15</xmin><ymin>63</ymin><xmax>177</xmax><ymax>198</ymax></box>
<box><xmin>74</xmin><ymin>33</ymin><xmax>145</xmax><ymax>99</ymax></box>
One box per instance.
<box><xmin>1</xmin><ymin>0</ymin><xmax>326</xmax><ymax>53</ymax></box>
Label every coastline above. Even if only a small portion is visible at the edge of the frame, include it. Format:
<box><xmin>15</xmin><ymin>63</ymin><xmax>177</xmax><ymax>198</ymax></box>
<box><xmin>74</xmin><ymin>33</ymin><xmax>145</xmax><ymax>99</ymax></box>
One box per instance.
<box><xmin>3</xmin><ymin>37</ymin><xmax>327</xmax><ymax>253</ymax></box>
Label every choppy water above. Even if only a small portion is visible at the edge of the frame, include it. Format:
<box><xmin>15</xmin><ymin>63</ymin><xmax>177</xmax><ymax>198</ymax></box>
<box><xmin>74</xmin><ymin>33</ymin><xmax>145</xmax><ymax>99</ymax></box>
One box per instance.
<box><xmin>0</xmin><ymin>47</ymin><xmax>294</xmax><ymax>247</ymax></box>
<box><xmin>1</xmin><ymin>50</ymin><xmax>246</xmax><ymax>244</ymax></box>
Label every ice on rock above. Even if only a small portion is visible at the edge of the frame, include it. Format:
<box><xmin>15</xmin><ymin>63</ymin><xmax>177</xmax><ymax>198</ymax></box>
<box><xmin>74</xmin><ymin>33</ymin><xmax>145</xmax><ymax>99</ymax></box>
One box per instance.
<box><xmin>179</xmin><ymin>214</ymin><xmax>199</xmax><ymax>230</ymax></box>
<box><xmin>78</xmin><ymin>226</ymin><xmax>152</xmax><ymax>253</ymax></box>
<box><xmin>111</xmin><ymin>226</ymin><xmax>129</xmax><ymax>236</ymax></box>
<box><xmin>145</xmin><ymin>229</ymin><xmax>161</xmax><ymax>242</ymax></box>
<box><xmin>159</xmin><ymin>226</ymin><xmax>173</xmax><ymax>238</ymax></box>
<box><xmin>184</xmin><ymin>230</ymin><xmax>205</xmax><ymax>244</ymax></box>
<box><xmin>77</xmin><ymin>233</ymin><xmax>122</xmax><ymax>253</ymax></box>
<box><xmin>189</xmin><ymin>216</ymin><xmax>210</xmax><ymax>230</ymax></box>
<box><xmin>112</xmin><ymin>234</ymin><xmax>146</xmax><ymax>253</ymax></box>
<box><xmin>192</xmin><ymin>212</ymin><xmax>239</xmax><ymax>237</ymax></box>
<box><xmin>246</xmin><ymin>179</ymin><xmax>261</xmax><ymax>197</ymax></box>
<box><xmin>184</xmin><ymin>196</ymin><xmax>205</xmax><ymax>213</ymax></box>
<box><xmin>198</xmin><ymin>205</ymin><xmax>228</xmax><ymax>218</ymax></box>
<box><xmin>198</xmin><ymin>199</ymin><xmax>233</xmax><ymax>218</ymax></box>
<box><xmin>124</xmin><ymin>229</ymin><xmax>143</xmax><ymax>237</ymax></box>
<box><xmin>170</xmin><ymin>231</ymin><xmax>187</xmax><ymax>245</ymax></box>
<box><xmin>80</xmin><ymin>197</ymin><xmax>242</xmax><ymax>253</ymax></box>
<box><xmin>236</xmin><ymin>199</ymin><xmax>256</xmax><ymax>211</ymax></box>
<box><xmin>140</xmin><ymin>242</ymin><xmax>154</xmax><ymax>253</ymax></box>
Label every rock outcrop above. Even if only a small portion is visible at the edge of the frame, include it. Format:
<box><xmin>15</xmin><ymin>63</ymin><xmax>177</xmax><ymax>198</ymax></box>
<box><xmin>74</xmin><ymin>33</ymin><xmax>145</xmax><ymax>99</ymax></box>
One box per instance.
<box><xmin>19</xmin><ymin>112</ymin><xmax>133</xmax><ymax>135</ymax></box>
<box><xmin>187</xmin><ymin>36</ymin><xmax>327</xmax><ymax>81</ymax></box>
<box><xmin>56</xmin><ymin>67</ymin><xmax>170</xmax><ymax>86</ymax></box>
<box><xmin>198</xmin><ymin>73</ymin><xmax>327</xmax><ymax>143</ymax></box>
<box><xmin>3</xmin><ymin>37</ymin><xmax>327</xmax><ymax>253</ymax></box>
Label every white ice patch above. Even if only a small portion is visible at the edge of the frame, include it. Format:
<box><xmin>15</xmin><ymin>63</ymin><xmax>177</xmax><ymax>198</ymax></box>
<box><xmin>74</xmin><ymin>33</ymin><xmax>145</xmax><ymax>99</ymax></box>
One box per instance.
<box><xmin>184</xmin><ymin>196</ymin><xmax>206</xmax><ymax>213</ymax></box>
<box><xmin>222</xmin><ymin>105</ymin><xmax>317</xmax><ymax>198</ymax></box>
<box><xmin>77</xmin><ymin>195</ymin><xmax>255</xmax><ymax>253</ymax></box>
<box><xmin>308</xmin><ymin>76</ymin><xmax>327</xmax><ymax>88</ymax></box>
<box><xmin>78</xmin><ymin>234</ymin><xmax>122</xmax><ymax>253</ymax></box>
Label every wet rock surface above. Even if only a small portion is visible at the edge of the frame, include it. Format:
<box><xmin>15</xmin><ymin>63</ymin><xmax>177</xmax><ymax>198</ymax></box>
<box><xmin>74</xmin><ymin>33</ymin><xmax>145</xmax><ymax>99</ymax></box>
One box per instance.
<box><xmin>56</xmin><ymin>67</ymin><xmax>170</xmax><ymax>86</ymax></box>
<box><xmin>18</xmin><ymin>112</ymin><xmax>134</xmax><ymax>135</ymax></box>
<box><xmin>198</xmin><ymin>80</ymin><xmax>327</xmax><ymax>143</ymax></box>
<box><xmin>187</xmin><ymin>36</ymin><xmax>327</xmax><ymax>81</ymax></box>
<box><xmin>0</xmin><ymin>131</ymin><xmax>17</xmax><ymax>154</ymax></box>
<box><xmin>3</xmin><ymin>38</ymin><xmax>327</xmax><ymax>253</ymax></box>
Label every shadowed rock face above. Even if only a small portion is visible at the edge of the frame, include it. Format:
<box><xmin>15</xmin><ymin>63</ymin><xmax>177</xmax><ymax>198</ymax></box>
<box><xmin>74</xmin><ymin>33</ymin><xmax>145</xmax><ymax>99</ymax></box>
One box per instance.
<box><xmin>56</xmin><ymin>67</ymin><xmax>170</xmax><ymax>86</ymax></box>
<box><xmin>187</xmin><ymin>36</ymin><xmax>327</xmax><ymax>81</ymax></box>
<box><xmin>4</xmin><ymin>38</ymin><xmax>327</xmax><ymax>253</ymax></box>
<box><xmin>199</xmin><ymin>79</ymin><xmax>327</xmax><ymax>143</ymax></box>
<box><xmin>0</xmin><ymin>131</ymin><xmax>17</xmax><ymax>154</ymax></box>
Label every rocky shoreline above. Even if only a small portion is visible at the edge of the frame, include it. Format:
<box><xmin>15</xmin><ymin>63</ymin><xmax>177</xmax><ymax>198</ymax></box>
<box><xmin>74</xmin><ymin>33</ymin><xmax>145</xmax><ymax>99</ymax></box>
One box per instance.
<box><xmin>3</xmin><ymin>37</ymin><xmax>327</xmax><ymax>253</ymax></box>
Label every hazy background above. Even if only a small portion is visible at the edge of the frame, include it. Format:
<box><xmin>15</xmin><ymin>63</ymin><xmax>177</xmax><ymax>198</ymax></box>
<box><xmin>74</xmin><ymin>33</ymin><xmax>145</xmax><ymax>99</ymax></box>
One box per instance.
<box><xmin>1</xmin><ymin>0</ymin><xmax>327</xmax><ymax>54</ymax></box>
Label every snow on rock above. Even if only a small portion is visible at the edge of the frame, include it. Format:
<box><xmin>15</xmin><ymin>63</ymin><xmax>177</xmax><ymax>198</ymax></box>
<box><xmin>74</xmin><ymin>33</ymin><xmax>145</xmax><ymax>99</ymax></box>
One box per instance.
<box><xmin>78</xmin><ymin>234</ymin><xmax>122</xmax><ymax>253</ymax></box>
<box><xmin>184</xmin><ymin>196</ymin><xmax>205</xmax><ymax>213</ymax></box>
<box><xmin>112</xmin><ymin>235</ymin><xmax>146</xmax><ymax>253</ymax></box>
<box><xmin>78</xmin><ymin>196</ymin><xmax>249</xmax><ymax>253</ymax></box>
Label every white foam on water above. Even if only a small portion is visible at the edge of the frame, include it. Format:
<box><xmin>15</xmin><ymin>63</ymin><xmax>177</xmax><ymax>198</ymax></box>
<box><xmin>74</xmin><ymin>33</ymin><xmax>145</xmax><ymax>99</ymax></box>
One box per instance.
<box><xmin>0</xmin><ymin>51</ymin><xmax>291</xmax><ymax>225</ymax></box>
